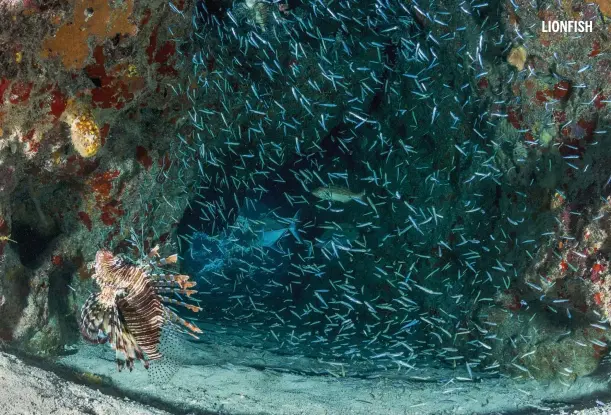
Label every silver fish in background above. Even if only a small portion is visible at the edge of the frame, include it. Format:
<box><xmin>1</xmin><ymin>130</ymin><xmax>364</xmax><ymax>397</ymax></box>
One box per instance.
<box><xmin>312</xmin><ymin>223</ymin><xmax>360</xmax><ymax>258</ymax></box>
<box><xmin>184</xmin><ymin>206</ymin><xmax>302</xmax><ymax>281</ymax></box>
<box><xmin>315</xmin><ymin>223</ymin><xmax>359</xmax><ymax>250</ymax></box>
<box><xmin>148</xmin><ymin>0</ymin><xmax>611</xmax><ymax>408</ymax></box>
<box><xmin>312</xmin><ymin>186</ymin><xmax>365</xmax><ymax>203</ymax></box>
<box><xmin>255</xmin><ymin>210</ymin><xmax>302</xmax><ymax>253</ymax></box>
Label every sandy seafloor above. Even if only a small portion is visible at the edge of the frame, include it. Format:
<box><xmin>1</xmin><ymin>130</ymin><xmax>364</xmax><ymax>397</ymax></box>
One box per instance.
<box><xmin>3</xmin><ymin>324</ymin><xmax>611</xmax><ymax>415</ymax></box>
<box><xmin>0</xmin><ymin>353</ymin><xmax>608</xmax><ymax>415</ymax></box>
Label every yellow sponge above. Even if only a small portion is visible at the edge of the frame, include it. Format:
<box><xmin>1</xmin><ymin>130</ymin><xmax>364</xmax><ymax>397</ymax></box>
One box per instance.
<box><xmin>64</xmin><ymin>101</ymin><xmax>102</xmax><ymax>158</ymax></box>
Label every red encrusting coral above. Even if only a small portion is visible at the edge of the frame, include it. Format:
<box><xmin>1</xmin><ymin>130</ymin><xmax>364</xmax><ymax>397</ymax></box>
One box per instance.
<box><xmin>594</xmin><ymin>91</ymin><xmax>607</xmax><ymax>110</ymax></box>
<box><xmin>146</xmin><ymin>25</ymin><xmax>178</xmax><ymax>76</ymax></box>
<box><xmin>0</xmin><ymin>79</ymin><xmax>11</xmax><ymax>104</ymax></box>
<box><xmin>49</xmin><ymin>88</ymin><xmax>67</xmax><ymax>120</ymax></box>
<box><xmin>147</xmin><ymin>26</ymin><xmax>159</xmax><ymax>64</ymax></box>
<box><xmin>592</xmin><ymin>340</ymin><xmax>607</xmax><ymax>359</ymax></box>
<box><xmin>477</xmin><ymin>77</ymin><xmax>489</xmax><ymax>90</ymax></box>
<box><xmin>506</xmin><ymin>294</ymin><xmax>521</xmax><ymax>311</ymax></box>
<box><xmin>534</xmin><ymin>90</ymin><xmax>548</xmax><ymax>105</ymax></box>
<box><xmin>507</xmin><ymin>108</ymin><xmax>522</xmax><ymax>129</ymax></box>
<box><xmin>87</xmin><ymin>170</ymin><xmax>127</xmax><ymax>227</ymax></box>
<box><xmin>90</xmin><ymin>170</ymin><xmax>121</xmax><ymax>202</ymax></box>
<box><xmin>577</xmin><ymin>118</ymin><xmax>596</xmax><ymax>142</ymax></box>
<box><xmin>560</xmin><ymin>260</ymin><xmax>569</xmax><ymax>272</ymax></box>
<box><xmin>136</xmin><ymin>146</ymin><xmax>153</xmax><ymax>170</ymax></box>
<box><xmin>100</xmin><ymin>200</ymin><xmax>125</xmax><ymax>226</ymax></box>
<box><xmin>551</xmin><ymin>81</ymin><xmax>570</xmax><ymax>100</ymax></box>
<box><xmin>86</xmin><ymin>46</ymin><xmax>144</xmax><ymax>110</ymax></box>
<box><xmin>553</xmin><ymin>110</ymin><xmax>566</xmax><ymax>124</ymax></box>
<box><xmin>532</xmin><ymin>82</ymin><xmax>570</xmax><ymax>106</ymax></box>
<box><xmin>64</xmin><ymin>155</ymin><xmax>100</xmax><ymax>177</ymax></box>
<box><xmin>9</xmin><ymin>82</ymin><xmax>33</xmax><ymax>104</ymax></box>
<box><xmin>78</xmin><ymin>211</ymin><xmax>93</xmax><ymax>231</ymax></box>
<box><xmin>21</xmin><ymin>129</ymin><xmax>39</xmax><ymax>154</ymax></box>
<box><xmin>524</xmin><ymin>79</ymin><xmax>536</xmax><ymax>95</ymax></box>
<box><xmin>589</xmin><ymin>41</ymin><xmax>601</xmax><ymax>58</ymax></box>
<box><xmin>100</xmin><ymin>123</ymin><xmax>110</xmax><ymax>146</ymax></box>
<box><xmin>206</xmin><ymin>56</ymin><xmax>215</xmax><ymax>72</ymax></box>
<box><xmin>140</xmin><ymin>8</ymin><xmax>152</xmax><ymax>26</ymax></box>
<box><xmin>155</xmin><ymin>41</ymin><xmax>176</xmax><ymax>64</ymax></box>
<box><xmin>591</xmin><ymin>263</ymin><xmax>605</xmax><ymax>283</ymax></box>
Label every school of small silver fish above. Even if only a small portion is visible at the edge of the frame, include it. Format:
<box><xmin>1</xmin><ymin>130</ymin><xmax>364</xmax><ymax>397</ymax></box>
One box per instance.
<box><xmin>152</xmin><ymin>0</ymin><xmax>611</xmax><ymax>387</ymax></box>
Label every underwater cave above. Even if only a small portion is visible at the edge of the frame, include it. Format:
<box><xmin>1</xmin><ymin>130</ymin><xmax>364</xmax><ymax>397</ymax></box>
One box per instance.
<box><xmin>1</xmin><ymin>0</ymin><xmax>611</xmax><ymax>414</ymax></box>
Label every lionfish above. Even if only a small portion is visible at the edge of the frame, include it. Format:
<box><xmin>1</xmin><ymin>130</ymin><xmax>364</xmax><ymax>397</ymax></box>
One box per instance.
<box><xmin>79</xmin><ymin>247</ymin><xmax>202</xmax><ymax>373</ymax></box>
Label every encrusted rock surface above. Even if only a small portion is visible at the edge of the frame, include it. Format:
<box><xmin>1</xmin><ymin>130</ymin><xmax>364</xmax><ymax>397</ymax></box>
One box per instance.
<box><xmin>0</xmin><ymin>0</ymin><xmax>197</xmax><ymax>352</ymax></box>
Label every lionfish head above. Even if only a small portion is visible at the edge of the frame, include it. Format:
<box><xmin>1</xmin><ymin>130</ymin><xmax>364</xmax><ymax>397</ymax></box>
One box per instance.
<box><xmin>94</xmin><ymin>250</ymin><xmax>117</xmax><ymax>276</ymax></box>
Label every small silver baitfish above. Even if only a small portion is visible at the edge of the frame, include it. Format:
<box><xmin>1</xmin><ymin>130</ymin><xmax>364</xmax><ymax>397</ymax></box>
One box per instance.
<box><xmin>312</xmin><ymin>186</ymin><xmax>365</xmax><ymax>203</ymax></box>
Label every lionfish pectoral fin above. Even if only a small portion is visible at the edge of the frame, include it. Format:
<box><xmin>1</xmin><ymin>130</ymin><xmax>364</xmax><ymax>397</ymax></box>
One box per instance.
<box><xmin>155</xmin><ymin>287</ymin><xmax>198</xmax><ymax>297</ymax></box>
<box><xmin>160</xmin><ymin>296</ymin><xmax>202</xmax><ymax>313</ymax></box>
<box><xmin>81</xmin><ymin>293</ymin><xmax>149</xmax><ymax>372</ymax></box>
<box><xmin>158</xmin><ymin>254</ymin><xmax>178</xmax><ymax>266</ymax></box>
<box><xmin>180</xmin><ymin>279</ymin><xmax>197</xmax><ymax>289</ymax></box>
<box><xmin>79</xmin><ymin>293</ymin><xmax>114</xmax><ymax>344</ymax></box>
<box><xmin>115</xmin><ymin>353</ymin><xmax>136</xmax><ymax>372</ymax></box>
<box><xmin>164</xmin><ymin>308</ymin><xmax>203</xmax><ymax>338</ymax></box>
<box><xmin>172</xmin><ymin>274</ymin><xmax>195</xmax><ymax>289</ymax></box>
<box><xmin>152</xmin><ymin>273</ymin><xmax>195</xmax><ymax>289</ymax></box>
<box><xmin>184</xmin><ymin>322</ymin><xmax>203</xmax><ymax>336</ymax></box>
<box><xmin>112</xmin><ymin>316</ymin><xmax>150</xmax><ymax>371</ymax></box>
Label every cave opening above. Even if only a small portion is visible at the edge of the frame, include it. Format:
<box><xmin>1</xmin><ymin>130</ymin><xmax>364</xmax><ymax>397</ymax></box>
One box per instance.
<box><xmin>10</xmin><ymin>222</ymin><xmax>58</xmax><ymax>268</ymax></box>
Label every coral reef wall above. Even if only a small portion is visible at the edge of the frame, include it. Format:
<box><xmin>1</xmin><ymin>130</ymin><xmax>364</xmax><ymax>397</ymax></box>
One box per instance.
<box><xmin>0</xmin><ymin>0</ymin><xmax>197</xmax><ymax>352</ymax></box>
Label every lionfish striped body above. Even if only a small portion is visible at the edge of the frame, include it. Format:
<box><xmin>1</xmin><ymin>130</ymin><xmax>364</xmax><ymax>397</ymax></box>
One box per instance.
<box><xmin>80</xmin><ymin>248</ymin><xmax>202</xmax><ymax>372</ymax></box>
